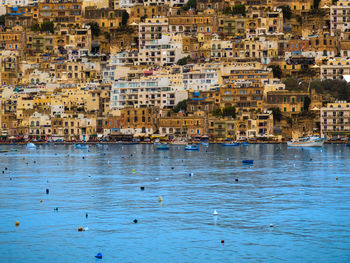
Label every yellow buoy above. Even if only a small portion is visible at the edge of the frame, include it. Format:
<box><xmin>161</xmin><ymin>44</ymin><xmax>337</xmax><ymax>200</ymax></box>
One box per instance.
<box><xmin>132</xmin><ymin>169</ymin><xmax>136</xmax><ymax>173</ymax></box>
<box><xmin>15</xmin><ymin>221</ymin><xmax>20</xmax><ymax>226</ymax></box>
<box><xmin>158</xmin><ymin>196</ymin><xmax>163</xmax><ymax>202</ymax></box>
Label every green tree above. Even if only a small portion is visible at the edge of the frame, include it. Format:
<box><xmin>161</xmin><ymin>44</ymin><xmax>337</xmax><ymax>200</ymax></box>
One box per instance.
<box><xmin>268</xmin><ymin>65</ymin><xmax>282</xmax><ymax>79</ymax></box>
<box><xmin>303</xmin><ymin>96</ymin><xmax>311</xmax><ymax>111</ymax></box>
<box><xmin>212</xmin><ymin>108</ymin><xmax>222</xmax><ymax>116</ymax></box>
<box><xmin>222</xmin><ymin>107</ymin><xmax>236</xmax><ymax>118</ymax></box>
<box><xmin>177</xmin><ymin>56</ymin><xmax>189</xmax><ymax>66</ymax></box>
<box><xmin>183</xmin><ymin>0</ymin><xmax>196</xmax><ymax>11</ymax></box>
<box><xmin>30</xmin><ymin>23</ymin><xmax>40</xmax><ymax>32</ymax></box>
<box><xmin>173</xmin><ymin>100</ymin><xmax>188</xmax><ymax>113</ymax></box>
<box><xmin>279</xmin><ymin>5</ymin><xmax>292</xmax><ymax>20</ymax></box>
<box><xmin>122</xmin><ymin>11</ymin><xmax>129</xmax><ymax>26</ymax></box>
<box><xmin>269</xmin><ymin>107</ymin><xmax>282</xmax><ymax>122</ymax></box>
<box><xmin>40</xmin><ymin>21</ymin><xmax>54</xmax><ymax>33</ymax></box>
<box><xmin>313</xmin><ymin>0</ymin><xmax>321</xmax><ymax>9</ymax></box>
<box><xmin>88</xmin><ymin>22</ymin><xmax>100</xmax><ymax>37</ymax></box>
<box><xmin>284</xmin><ymin>77</ymin><xmax>300</xmax><ymax>91</ymax></box>
<box><xmin>232</xmin><ymin>5</ymin><xmax>246</xmax><ymax>16</ymax></box>
<box><xmin>0</xmin><ymin>15</ymin><xmax>5</xmax><ymax>27</ymax></box>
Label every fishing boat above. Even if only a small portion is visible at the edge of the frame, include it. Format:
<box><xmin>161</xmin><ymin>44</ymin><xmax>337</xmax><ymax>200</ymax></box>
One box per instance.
<box><xmin>221</xmin><ymin>141</ymin><xmax>239</xmax><ymax>147</ymax></box>
<box><xmin>184</xmin><ymin>144</ymin><xmax>199</xmax><ymax>151</ymax></box>
<box><xmin>74</xmin><ymin>144</ymin><xmax>89</xmax><ymax>149</ymax></box>
<box><xmin>201</xmin><ymin>142</ymin><xmax>209</xmax><ymax>147</ymax></box>
<box><xmin>156</xmin><ymin>144</ymin><xmax>170</xmax><ymax>150</ymax></box>
<box><xmin>287</xmin><ymin>136</ymin><xmax>325</xmax><ymax>147</ymax></box>
<box><xmin>26</xmin><ymin>143</ymin><xmax>36</xmax><ymax>149</ymax></box>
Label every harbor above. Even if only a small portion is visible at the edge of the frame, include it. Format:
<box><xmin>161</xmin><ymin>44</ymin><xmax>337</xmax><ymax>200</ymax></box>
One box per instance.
<box><xmin>0</xmin><ymin>144</ymin><xmax>350</xmax><ymax>262</ymax></box>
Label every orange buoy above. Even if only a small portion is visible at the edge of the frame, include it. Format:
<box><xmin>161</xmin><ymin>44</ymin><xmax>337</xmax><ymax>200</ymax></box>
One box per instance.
<box><xmin>15</xmin><ymin>221</ymin><xmax>20</xmax><ymax>226</ymax></box>
<box><xmin>40</xmin><ymin>200</ymin><xmax>42</xmax><ymax>203</ymax></box>
<box><xmin>78</xmin><ymin>227</ymin><xmax>83</xmax><ymax>232</ymax></box>
<box><xmin>221</xmin><ymin>240</ymin><xmax>224</xmax><ymax>244</ymax></box>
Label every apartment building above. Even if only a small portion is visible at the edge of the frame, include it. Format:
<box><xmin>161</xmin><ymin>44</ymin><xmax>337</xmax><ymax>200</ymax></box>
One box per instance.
<box><xmin>320</xmin><ymin>101</ymin><xmax>350</xmax><ymax>138</ymax></box>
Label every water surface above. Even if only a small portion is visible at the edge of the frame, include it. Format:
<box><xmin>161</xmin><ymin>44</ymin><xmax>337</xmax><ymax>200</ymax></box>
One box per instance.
<box><xmin>0</xmin><ymin>144</ymin><xmax>349</xmax><ymax>262</ymax></box>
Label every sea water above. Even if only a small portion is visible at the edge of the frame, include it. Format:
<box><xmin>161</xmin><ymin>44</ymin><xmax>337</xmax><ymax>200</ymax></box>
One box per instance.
<box><xmin>0</xmin><ymin>144</ymin><xmax>350</xmax><ymax>262</ymax></box>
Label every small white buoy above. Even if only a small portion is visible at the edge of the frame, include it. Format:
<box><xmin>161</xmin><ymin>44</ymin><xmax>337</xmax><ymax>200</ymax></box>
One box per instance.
<box><xmin>270</xmin><ymin>224</ymin><xmax>274</xmax><ymax>227</ymax></box>
<box><xmin>84</xmin><ymin>227</ymin><xmax>89</xmax><ymax>231</ymax></box>
<box><xmin>213</xmin><ymin>209</ymin><xmax>218</xmax><ymax>215</ymax></box>
<box><xmin>189</xmin><ymin>173</ymin><xmax>194</xmax><ymax>177</ymax></box>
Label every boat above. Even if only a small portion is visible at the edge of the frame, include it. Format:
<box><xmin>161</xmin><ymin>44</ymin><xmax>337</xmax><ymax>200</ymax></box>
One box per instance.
<box><xmin>201</xmin><ymin>142</ymin><xmax>209</xmax><ymax>147</ymax></box>
<box><xmin>0</xmin><ymin>150</ymin><xmax>8</xmax><ymax>153</ymax></box>
<box><xmin>241</xmin><ymin>141</ymin><xmax>250</xmax><ymax>146</ymax></box>
<box><xmin>170</xmin><ymin>138</ymin><xmax>187</xmax><ymax>145</ymax></box>
<box><xmin>74</xmin><ymin>144</ymin><xmax>89</xmax><ymax>149</ymax></box>
<box><xmin>287</xmin><ymin>136</ymin><xmax>325</xmax><ymax>147</ymax></box>
<box><xmin>156</xmin><ymin>144</ymin><xmax>170</xmax><ymax>150</ymax></box>
<box><xmin>26</xmin><ymin>143</ymin><xmax>36</xmax><ymax>149</ymax></box>
<box><xmin>184</xmin><ymin>144</ymin><xmax>199</xmax><ymax>151</ymax></box>
<box><xmin>221</xmin><ymin>142</ymin><xmax>239</xmax><ymax>147</ymax></box>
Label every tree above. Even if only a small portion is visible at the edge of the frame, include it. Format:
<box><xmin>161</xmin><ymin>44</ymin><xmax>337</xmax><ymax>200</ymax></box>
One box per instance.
<box><xmin>313</xmin><ymin>0</ymin><xmax>321</xmax><ymax>9</ymax></box>
<box><xmin>173</xmin><ymin>100</ymin><xmax>188</xmax><ymax>113</ymax></box>
<box><xmin>122</xmin><ymin>11</ymin><xmax>129</xmax><ymax>26</ymax></box>
<box><xmin>177</xmin><ymin>56</ymin><xmax>189</xmax><ymax>66</ymax></box>
<box><xmin>222</xmin><ymin>107</ymin><xmax>236</xmax><ymax>118</ymax></box>
<box><xmin>88</xmin><ymin>22</ymin><xmax>100</xmax><ymax>37</ymax></box>
<box><xmin>268</xmin><ymin>65</ymin><xmax>282</xmax><ymax>79</ymax></box>
<box><xmin>40</xmin><ymin>21</ymin><xmax>54</xmax><ymax>33</ymax></box>
<box><xmin>0</xmin><ymin>15</ymin><xmax>5</xmax><ymax>27</ymax></box>
<box><xmin>183</xmin><ymin>0</ymin><xmax>196</xmax><ymax>11</ymax></box>
<box><xmin>30</xmin><ymin>23</ymin><xmax>40</xmax><ymax>32</ymax></box>
<box><xmin>284</xmin><ymin>77</ymin><xmax>300</xmax><ymax>91</ymax></box>
<box><xmin>303</xmin><ymin>96</ymin><xmax>311</xmax><ymax>111</ymax></box>
<box><xmin>279</xmin><ymin>5</ymin><xmax>292</xmax><ymax>20</ymax></box>
<box><xmin>232</xmin><ymin>5</ymin><xmax>246</xmax><ymax>16</ymax></box>
<box><xmin>269</xmin><ymin>107</ymin><xmax>282</xmax><ymax>122</ymax></box>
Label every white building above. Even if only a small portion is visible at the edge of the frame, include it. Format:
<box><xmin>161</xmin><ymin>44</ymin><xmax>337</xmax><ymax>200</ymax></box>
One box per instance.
<box><xmin>320</xmin><ymin>101</ymin><xmax>350</xmax><ymax>138</ymax></box>
<box><xmin>110</xmin><ymin>77</ymin><xmax>187</xmax><ymax>109</ymax></box>
<box><xmin>330</xmin><ymin>0</ymin><xmax>350</xmax><ymax>38</ymax></box>
<box><xmin>138</xmin><ymin>34</ymin><xmax>184</xmax><ymax>66</ymax></box>
<box><xmin>182</xmin><ymin>66</ymin><xmax>219</xmax><ymax>91</ymax></box>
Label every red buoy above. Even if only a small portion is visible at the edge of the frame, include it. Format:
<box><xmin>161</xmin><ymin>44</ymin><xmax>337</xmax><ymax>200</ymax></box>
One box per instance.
<box><xmin>221</xmin><ymin>240</ymin><xmax>224</xmax><ymax>244</ymax></box>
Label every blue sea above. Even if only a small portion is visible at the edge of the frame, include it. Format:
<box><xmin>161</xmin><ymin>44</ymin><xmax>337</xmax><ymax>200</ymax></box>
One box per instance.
<box><xmin>0</xmin><ymin>144</ymin><xmax>350</xmax><ymax>262</ymax></box>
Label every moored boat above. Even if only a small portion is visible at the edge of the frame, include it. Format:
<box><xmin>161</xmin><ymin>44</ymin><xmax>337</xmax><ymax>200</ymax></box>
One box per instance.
<box><xmin>156</xmin><ymin>144</ymin><xmax>170</xmax><ymax>150</ymax></box>
<box><xmin>184</xmin><ymin>144</ymin><xmax>199</xmax><ymax>151</ymax></box>
<box><xmin>74</xmin><ymin>144</ymin><xmax>89</xmax><ymax>149</ymax></box>
<box><xmin>221</xmin><ymin>142</ymin><xmax>239</xmax><ymax>147</ymax></box>
<box><xmin>287</xmin><ymin>136</ymin><xmax>325</xmax><ymax>147</ymax></box>
<box><xmin>201</xmin><ymin>142</ymin><xmax>209</xmax><ymax>147</ymax></box>
<box><xmin>26</xmin><ymin>143</ymin><xmax>36</xmax><ymax>149</ymax></box>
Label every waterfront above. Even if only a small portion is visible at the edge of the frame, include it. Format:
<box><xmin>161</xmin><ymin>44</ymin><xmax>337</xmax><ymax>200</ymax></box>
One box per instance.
<box><xmin>0</xmin><ymin>144</ymin><xmax>350</xmax><ymax>262</ymax></box>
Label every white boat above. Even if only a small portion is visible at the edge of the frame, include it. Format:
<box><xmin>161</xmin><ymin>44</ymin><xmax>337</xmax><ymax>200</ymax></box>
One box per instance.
<box><xmin>287</xmin><ymin>136</ymin><xmax>325</xmax><ymax>147</ymax></box>
<box><xmin>26</xmin><ymin>143</ymin><xmax>36</xmax><ymax>149</ymax></box>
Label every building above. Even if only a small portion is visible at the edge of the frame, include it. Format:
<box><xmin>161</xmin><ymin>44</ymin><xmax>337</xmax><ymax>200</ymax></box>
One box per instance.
<box><xmin>320</xmin><ymin>101</ymin><xmax>350</xmax><ymax>138</ymax></box>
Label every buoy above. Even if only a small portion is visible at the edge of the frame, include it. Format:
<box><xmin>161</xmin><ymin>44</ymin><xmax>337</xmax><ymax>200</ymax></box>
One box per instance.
<box><xmin>15</xmin><ymin>221</ymin><xmax>20</xmax><ymax>226</ymax></box>
<box><xmin>82</xmin><ymin>157</ymin><xmax>85</xmax><ymax>159</ymax></box>
<box><xmin>235</xmin><ymin>178</ymin><xmax>239</xmax><ymax>182</ymax></box>
<box><xmin>86</xmin><ymin>213</ymin><xmax>88</xmax><ymax>218</ymax></box>
<box><xmin>95</xmin><ymin>253</ymin><xmax>102</xmax><ymax>259</ymax></box>
<box><xmin>213</xmin><ymin>210</ymin><xmax>218</xmax><ymax>215</ymax></box>
<box><xmin>132</xmin><ymin>169</ymin><xmax>136</xmax><ymax>173</ymax></box>
<box><xmin>140</xmin><ymin>186</ymin><xmax>145</xmax><ymax>191</ymax></box>
<box><xmin>270</xmin><ymin>224</ymin><xmax>274</xmax><ymax>227</ymax></box>
<box><xmin>78</xmin><ymin>227</ymin><xmax>83</xmax><ymax>231</ymax></box>
<box><xmin>171</xmin><ymin>167</ymin><xmax>174</xmax><ymax>170</ymax></box>
<box><xmin>221</xmin><ymin>240</ymin><xmax>224</xmax><ymax>244</ymax></box>
<box><xmin>4</xmin><ymin>167</ymin><xmax>7</xmax><ymax>170</ymax></box>
<box><xmin>189</xmin><ymin>173</ymin><xmax>194</xmax><ymax>177</ymax></box>
<box><xmin>34</xmin><ymin>161</ymin><xmax>36</xmax><ymax>163</ymax></box>
<box><xmin>46</xmin><ymin>189</ymin><xmax>49</xmax><ymax>194</ymax></box>
<box><xmin>40</xmin><ymin>200</ymin><xmax>42</xmax><ymax>203</ymax></box>
<box><xmin>158</xmin><ymin>196</ymin><xmax>162</xmax><ymax>202</ymax></box>
<box><xmin>336</xmin><ymin>177</ymin><xmax>338</xmax><ymax>180</ymax></box>
<box><xmin>84</xmin><ymin>227</ymin><xmax>89</xmax><ymax>231</ymax></box>
<box><xmin>2</xmin><ymin>171</ymin><xmax>4</xmax><ymax>174</ymax></box>
<box><xmin>133</xmin><ymin>219</ymin><xmax>138</xmax><ymax>224</ymax></box>
<box><xmin>54</xmin><ymin>207</ymin><xmax>58</xmax><ymax>211</ymax></box>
